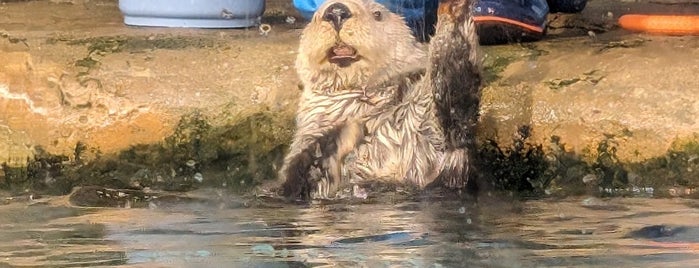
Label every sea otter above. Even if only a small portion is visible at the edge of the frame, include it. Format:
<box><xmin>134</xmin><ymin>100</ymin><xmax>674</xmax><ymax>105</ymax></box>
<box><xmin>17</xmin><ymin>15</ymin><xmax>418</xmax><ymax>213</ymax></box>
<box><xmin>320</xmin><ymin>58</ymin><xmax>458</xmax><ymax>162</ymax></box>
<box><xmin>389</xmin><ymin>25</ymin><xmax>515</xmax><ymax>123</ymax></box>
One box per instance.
<box><xmin>278</xmin><ymin>0</ymin><xmax>482</xmax><ymax>200</ymax></box>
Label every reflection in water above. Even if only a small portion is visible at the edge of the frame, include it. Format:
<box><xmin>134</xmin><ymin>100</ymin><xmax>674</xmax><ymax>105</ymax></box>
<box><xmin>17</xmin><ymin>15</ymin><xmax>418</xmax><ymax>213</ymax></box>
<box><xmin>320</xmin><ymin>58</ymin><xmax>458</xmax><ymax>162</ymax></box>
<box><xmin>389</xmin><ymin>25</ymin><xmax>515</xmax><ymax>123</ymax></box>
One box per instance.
<box><xmin>1</xmin><ymin>196</ymin><xmax>699</xmax><ymax>267</ymax></box>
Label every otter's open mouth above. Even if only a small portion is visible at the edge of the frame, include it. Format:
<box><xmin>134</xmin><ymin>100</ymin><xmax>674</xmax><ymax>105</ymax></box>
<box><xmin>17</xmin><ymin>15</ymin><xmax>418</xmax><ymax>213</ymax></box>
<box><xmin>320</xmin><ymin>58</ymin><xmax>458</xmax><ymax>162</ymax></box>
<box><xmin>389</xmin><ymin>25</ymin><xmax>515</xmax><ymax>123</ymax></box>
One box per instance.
<box><xmin>328</xmin><ymin>44</ymin><xmax>359</xmax><ymax>66</ymax></box>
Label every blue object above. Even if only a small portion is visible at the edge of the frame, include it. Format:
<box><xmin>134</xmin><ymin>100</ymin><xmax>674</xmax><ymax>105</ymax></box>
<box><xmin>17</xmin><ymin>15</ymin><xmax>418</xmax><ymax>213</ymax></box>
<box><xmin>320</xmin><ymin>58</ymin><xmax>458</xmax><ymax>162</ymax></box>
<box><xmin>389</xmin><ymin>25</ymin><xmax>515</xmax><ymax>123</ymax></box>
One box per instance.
<box><xmin>473</xmin><ymin>0</ymin><xmax>549</xmax><ymax>30</ymax></box>
<box><xmin>293</xmin><ymin>0</ymin><xmax>438</xmax><ymax>41</ymax></box>
<box><xmin>472</xmin><ymin>0</ymin><xmax>549</xmax><ymax>44</ymax></box>
<box><xmin>292</xmin><ymin>0</ymin><xmax>324</xmax><ymax>20</ymax></box>
<box><xmin>294</xmin><ymin>0</ymin><xmax>434</xmax><ymax>21</ymax></box>
<box><xmin>119</xmin><ymin>0</ymin><xmax>265</xmax><ymax>28</ymax></box>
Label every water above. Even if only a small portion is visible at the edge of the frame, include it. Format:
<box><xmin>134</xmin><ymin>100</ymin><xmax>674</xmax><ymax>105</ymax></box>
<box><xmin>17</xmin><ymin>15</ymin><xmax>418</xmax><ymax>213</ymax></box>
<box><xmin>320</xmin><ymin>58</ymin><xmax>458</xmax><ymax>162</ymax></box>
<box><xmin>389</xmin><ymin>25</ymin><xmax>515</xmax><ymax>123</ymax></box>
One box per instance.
<box><xmin>2</xmin><ymin>193</ymin><xmax>699</xmax><ymax>267</ymax></box>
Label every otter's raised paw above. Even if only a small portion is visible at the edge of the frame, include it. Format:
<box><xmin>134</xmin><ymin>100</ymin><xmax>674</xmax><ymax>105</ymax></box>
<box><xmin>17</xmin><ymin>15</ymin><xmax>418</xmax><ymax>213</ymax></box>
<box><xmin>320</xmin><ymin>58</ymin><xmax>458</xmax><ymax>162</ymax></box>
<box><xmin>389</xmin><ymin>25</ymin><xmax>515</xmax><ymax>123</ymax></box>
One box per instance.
<box><xmin>438</xmin><ymin>0</ymin><xmax>471</xmax><ymax>18</ymax></box>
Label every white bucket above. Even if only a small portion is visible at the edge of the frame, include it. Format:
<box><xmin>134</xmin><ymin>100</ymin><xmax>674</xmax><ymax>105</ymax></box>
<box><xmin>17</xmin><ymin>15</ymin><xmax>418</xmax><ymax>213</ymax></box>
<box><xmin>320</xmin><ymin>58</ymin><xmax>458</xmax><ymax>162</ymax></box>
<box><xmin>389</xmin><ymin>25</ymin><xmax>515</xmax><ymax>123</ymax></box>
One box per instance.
<box><xmin>118</xmin><ymin>0</ymin><xmax>266</xmax><ymax>28</ymax></box>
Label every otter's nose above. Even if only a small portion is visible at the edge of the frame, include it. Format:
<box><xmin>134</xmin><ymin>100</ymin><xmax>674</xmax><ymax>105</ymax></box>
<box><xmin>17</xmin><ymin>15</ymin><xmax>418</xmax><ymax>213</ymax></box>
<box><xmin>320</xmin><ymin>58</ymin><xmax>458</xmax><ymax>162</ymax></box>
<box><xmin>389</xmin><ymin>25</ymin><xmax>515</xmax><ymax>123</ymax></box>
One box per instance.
<box><xmin>322</xmin><ymin>2</ymin><xmax>352</xmax><ymax>31</ymax></box>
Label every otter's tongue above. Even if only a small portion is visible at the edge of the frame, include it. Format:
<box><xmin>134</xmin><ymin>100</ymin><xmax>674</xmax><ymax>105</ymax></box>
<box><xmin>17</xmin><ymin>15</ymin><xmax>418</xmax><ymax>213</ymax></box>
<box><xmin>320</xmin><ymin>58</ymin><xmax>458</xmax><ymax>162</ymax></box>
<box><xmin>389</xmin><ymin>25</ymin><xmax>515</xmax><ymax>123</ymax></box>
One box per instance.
<box><xmin>331</xmin><ymin>45</ymin><xmax>357</xmax><ymax>59</ymax></box>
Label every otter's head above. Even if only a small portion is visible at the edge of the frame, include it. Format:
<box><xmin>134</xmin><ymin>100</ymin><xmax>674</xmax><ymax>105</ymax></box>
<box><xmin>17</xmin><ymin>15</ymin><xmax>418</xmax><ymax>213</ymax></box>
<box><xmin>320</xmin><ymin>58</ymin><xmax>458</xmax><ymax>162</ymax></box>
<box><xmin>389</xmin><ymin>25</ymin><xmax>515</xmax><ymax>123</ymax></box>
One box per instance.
<box><xmin>296</xmin><ymin>0</ymin><xmax>426</xmax><ymax>90</ymax></box>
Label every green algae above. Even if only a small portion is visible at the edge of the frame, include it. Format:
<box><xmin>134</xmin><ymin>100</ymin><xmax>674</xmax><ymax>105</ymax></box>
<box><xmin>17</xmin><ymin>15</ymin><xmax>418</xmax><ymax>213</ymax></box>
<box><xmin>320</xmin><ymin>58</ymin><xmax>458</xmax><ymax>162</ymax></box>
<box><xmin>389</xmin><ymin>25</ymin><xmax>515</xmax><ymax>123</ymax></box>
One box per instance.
<box><xmin>627</xmin><ymin>135</ymin><xmax>699</xmax><ymax>197</ymax></box>
<box><xmin>103</xmin><ymin>108</ymin><xmax>295</xmax><ymax>193</ymax></box>
<box><xmin>0</xmin><ymin>108</ymin><xmax>294</xmax><ymax>196</ymax></box>
<box><xmin>478</xmin><ymin>125</ymin><xmax>549</xmax><ymax>195</ymax></box>
<box><xmin>545</xmin><ymin>69</ymin><xmax>606</xmax><ymax>90</ymax></box>
<box><xmin>3</xmin><ymin>110</ymin><xmax>699</xmax><ymax>200</ymax></box>
<box><xmin>51</xmin><ymin>34</ymin><xmax>221</xmax><ymax>53</ymax></box>
<box><xmin>476</xmin><ymin>129</ymin><xmax>699</xmax><ymax>199</ymax></box>
<box><xmin>46</xmin><ymin>34</ymin><xmax>226</xmax><ymax>76</ymax></box>
<box><xmin>482</xmin><ymin>43</ymin><xmax>548</xmax><ymax>84</ymax></box>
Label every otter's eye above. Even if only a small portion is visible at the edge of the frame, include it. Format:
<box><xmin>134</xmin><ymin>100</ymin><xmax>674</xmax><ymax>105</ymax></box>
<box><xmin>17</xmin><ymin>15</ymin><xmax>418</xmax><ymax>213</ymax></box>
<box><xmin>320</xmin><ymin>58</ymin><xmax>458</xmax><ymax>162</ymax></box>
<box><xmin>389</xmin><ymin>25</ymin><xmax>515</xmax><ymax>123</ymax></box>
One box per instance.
<box><xmin>372</xmin><ymin>10</ymin><xmax>382</xmax><ymax>21</ymax></box>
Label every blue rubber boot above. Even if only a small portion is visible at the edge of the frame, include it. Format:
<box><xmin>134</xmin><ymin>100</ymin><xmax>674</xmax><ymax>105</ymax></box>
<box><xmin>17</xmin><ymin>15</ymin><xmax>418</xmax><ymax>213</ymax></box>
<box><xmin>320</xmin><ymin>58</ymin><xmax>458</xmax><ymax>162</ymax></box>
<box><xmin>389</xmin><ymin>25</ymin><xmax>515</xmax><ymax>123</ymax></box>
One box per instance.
<box><xmin>472</xmin><ymin>0</ymin><xmax>550</xmax><ymax>44</ymax></box>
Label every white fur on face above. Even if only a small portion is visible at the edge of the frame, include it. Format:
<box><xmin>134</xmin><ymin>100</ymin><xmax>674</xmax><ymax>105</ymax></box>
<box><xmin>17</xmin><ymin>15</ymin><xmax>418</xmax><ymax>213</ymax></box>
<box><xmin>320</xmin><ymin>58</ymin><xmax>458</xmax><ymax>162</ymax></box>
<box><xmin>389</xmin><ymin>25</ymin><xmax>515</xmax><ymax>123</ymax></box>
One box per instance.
<box><xmin>295</xmin><ymin>0</ymin><xmax>425</xmax><ymax>90</ymax></box>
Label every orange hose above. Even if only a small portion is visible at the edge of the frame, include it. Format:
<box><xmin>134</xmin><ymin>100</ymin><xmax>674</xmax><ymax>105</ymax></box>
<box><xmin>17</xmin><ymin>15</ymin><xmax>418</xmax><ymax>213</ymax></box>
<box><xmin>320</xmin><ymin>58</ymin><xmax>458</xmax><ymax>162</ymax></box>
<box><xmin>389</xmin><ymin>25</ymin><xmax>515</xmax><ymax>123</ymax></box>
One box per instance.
<box><xmin>619</xmin><ymin>14</ymin><xmax>699</xmax><ymax>36</ymax></box>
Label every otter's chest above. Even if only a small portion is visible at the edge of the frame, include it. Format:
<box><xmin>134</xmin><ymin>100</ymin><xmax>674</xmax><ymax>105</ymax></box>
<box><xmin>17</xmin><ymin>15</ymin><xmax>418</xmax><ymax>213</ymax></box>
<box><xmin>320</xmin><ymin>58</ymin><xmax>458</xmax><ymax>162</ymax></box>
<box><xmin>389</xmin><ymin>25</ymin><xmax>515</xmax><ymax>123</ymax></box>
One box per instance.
<box><xmin>299</xmin><ymin>89</ymin><xmax>396</xmax><ymax>125</ymax></box>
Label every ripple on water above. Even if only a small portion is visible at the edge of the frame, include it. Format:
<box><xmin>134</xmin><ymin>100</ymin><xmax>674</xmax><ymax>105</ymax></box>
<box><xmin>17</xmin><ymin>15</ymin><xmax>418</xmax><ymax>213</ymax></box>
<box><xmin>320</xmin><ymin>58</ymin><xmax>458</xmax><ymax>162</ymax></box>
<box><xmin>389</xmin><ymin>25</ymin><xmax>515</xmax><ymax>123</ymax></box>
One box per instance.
<box><xmin>1</xmin><ymin>197</ymin><xmax>699</xmax><ymax>267</ymax></box>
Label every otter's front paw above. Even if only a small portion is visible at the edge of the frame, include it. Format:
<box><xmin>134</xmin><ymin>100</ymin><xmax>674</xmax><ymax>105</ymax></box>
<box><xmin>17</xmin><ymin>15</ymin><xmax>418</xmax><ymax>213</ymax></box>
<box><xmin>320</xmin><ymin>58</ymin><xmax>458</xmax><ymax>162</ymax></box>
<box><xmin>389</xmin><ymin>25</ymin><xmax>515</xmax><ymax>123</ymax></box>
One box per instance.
<box><xmin>280</xmin><ymin>152</ymin><xmax>315</xmax><ymax>201</ymax></box>
<box><xmin>438</xmin><ymin>0</ymin><xmax>470</xmax><ymax>19</ymax></box>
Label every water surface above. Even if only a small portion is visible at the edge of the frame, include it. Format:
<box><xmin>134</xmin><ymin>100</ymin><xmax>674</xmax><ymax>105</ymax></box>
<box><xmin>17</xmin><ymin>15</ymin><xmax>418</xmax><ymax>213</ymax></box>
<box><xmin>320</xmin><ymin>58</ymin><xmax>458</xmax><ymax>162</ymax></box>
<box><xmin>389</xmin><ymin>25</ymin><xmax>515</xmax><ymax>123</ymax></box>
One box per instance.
<box><xmin>2</xmin><ymin>193</ymin><xmax>699</xmax><ymax>267</ymax></box>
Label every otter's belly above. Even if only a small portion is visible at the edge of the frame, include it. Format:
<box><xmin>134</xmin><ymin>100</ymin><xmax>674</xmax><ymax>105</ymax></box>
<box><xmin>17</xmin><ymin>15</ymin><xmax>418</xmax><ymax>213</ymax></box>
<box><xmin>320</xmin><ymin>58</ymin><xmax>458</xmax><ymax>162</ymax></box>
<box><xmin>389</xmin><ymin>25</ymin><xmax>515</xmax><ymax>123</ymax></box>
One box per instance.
<box><xmin>354</xmin><ymin>141</ymin><xmax>403</xmax><ymax>181</ymax></box>
<box><xmin>352</xmin><ymin>124</ymin><xmax>442</xmax><ymax>186</ymax></box>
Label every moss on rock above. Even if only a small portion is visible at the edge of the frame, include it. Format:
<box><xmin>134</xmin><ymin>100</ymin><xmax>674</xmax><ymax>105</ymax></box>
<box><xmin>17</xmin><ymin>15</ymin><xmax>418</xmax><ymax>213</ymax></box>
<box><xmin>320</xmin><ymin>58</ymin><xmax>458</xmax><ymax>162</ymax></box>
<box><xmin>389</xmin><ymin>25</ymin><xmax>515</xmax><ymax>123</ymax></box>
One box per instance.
<box><xmin>0</xmin><ymin>108</ymin><xmax>294</xmax><ymax>195</ymax></box>
<box><xmin>3</xmin><ymin>108</ymin><xmax>699</xmax><ymax>200</ymax></box>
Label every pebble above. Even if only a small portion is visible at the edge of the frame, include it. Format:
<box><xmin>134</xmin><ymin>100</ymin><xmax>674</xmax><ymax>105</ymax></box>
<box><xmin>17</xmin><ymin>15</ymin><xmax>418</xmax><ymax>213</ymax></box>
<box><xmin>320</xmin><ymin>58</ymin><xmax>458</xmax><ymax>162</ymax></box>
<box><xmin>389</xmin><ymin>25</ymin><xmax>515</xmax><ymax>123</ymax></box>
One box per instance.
<box><xmin>285</xmin><ymin>16</ymin><xmax>296</xmax><ymax>24</ymax></box>
<box><xmin>193</xmin><ymin>172</ymin><xmax>203</xmax><ymax>183</ymax></box>
<box><xmin>352</xmin><ymin>185</ymin><xmax>368</xmax><ymax>199</ymax></box>
<box><xmin>582</xmin><ymin>173</ymin><xmax>597</xmax><ymax>184</ymax></box>
<box><xmin>185</xmin><ymin>160</ymin><xmax>196</xmax><ymax>168</ymax></box>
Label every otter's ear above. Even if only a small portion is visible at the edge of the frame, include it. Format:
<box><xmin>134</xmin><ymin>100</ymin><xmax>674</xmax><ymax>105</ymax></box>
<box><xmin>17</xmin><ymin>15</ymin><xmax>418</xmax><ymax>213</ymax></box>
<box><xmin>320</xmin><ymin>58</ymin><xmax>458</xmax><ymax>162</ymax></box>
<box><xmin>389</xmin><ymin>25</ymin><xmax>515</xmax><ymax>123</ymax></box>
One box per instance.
<box><xmin>372</xmin><ymin>10</ymin><xmax>383</xmax><ymax>21</ymax></box>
